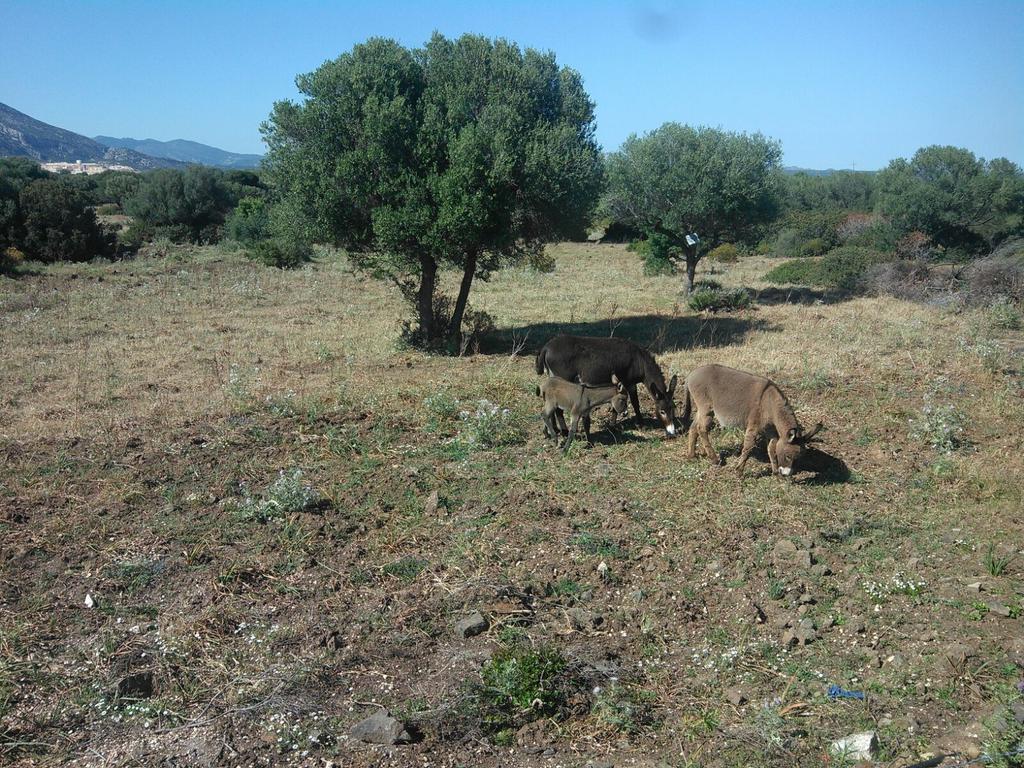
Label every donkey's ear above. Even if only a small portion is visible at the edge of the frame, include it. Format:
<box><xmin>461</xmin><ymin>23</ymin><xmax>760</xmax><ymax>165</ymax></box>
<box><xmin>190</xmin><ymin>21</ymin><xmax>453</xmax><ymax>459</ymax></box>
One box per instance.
<box><xmin>803</xmin><ymin>422</ymin><xmax>823</xmax><ymax>442</ymax></box>
<box><xmin>611</xmin><ymin>373</ymin><xmax>620</xmax><ymax>385</ymax></box>
<box><xmin>668</xmin><ymin>374</ymin><xmax>678</xmax><ymax>395</ymax></box>
<box><xmin>788</xmin><ymin>427</ymin><xmax>800</xmax><ymax>443</ymax></box>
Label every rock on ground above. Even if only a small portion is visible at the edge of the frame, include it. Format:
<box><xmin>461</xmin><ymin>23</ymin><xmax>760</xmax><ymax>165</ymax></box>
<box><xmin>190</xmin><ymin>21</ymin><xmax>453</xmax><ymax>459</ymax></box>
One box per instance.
<box><xmin>350</xmin><ymin>709</ymin><xmax>411</xmax><ymax>745</ymax></box>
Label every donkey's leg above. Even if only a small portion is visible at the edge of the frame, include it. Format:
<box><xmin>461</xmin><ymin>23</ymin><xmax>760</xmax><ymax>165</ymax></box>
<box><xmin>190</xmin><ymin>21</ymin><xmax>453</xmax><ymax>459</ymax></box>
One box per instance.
<box><xmin>686</xmin><ymin>422</ymin><xmax>699</xmax><ymax>458</ymax></box>
<box><xmin>698</xmin><ymin>415</ymin><xmax>720</xmax><ymax>465</ymax></box>
<box><xmin>562</xmin><ymin>414</ymin><xmax>581</xmax><ymax>455</ymax></box>
<box><xmin>768</xmin><ymin>438</ymin><xmax>780</xmax><ymax>474</ymax></box>
<box><xmin>543</xmin><ymin>407</ymin><xmax>559</xmax><ymax>441</ymax></box>
<box><xmin>735</xmin><ymin>427</ymin><xmax>759</xmax><ymax>476</ymax></box>
<box><xmin>582</xmin><ymin>413</ymin><xmax>593</xmax><ymax>443</ymax></box>
<box><xmin>555</xmin><ymin>407</ymin><xmax>569</xmax><ymax>437</ymax></box>
<box><xmin>628</xmin><ymin>384</ymin><xmax>643</xmax><ymax>424</ymax></box>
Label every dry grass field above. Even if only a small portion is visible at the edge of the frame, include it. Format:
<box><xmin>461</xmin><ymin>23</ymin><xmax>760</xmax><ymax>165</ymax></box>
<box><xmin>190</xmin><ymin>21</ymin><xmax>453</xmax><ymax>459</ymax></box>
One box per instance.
<box><xmin>1</xmin><ymin>243</ymin><xmax>1023</xmax><ymax>767</ymax></box>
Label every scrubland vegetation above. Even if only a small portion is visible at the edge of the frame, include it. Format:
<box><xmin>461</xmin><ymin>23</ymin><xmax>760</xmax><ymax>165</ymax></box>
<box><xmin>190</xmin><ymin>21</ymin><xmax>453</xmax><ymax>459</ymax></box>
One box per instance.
<box><xmin>2</xmin><ymin>30</ymin><xmax>1023</xmax><ymax>768</ymax></box>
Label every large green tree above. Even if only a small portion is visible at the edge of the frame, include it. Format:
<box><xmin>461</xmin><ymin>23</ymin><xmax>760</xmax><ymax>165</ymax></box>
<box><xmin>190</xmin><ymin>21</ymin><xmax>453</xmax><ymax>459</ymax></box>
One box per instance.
<box><xmin>877</xmin><ymin>146</ymin><xmax>1024</xmax><ymax>255</ymax></box>
<box><xmin>603</xmin><ymin>123</ymin><xmax>783</xmax><ymax>293</ymax></box>
<box><xmin>261</xmin><ymin>33</ymin><xmax>603</xmax><ymax>345</ymax></box>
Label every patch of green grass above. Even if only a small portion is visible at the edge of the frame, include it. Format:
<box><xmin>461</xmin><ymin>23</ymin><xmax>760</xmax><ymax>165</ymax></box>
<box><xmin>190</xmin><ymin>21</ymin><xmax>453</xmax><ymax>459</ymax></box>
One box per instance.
<box><xmin>572</xmin><ymin>531</ymin><xmax>628</xmax><ymax>559</ymax></box>
<box><xmin>592</xmin><ymin>682</ymin><xmax>658</xmax><ymax>735</ymax></box>
<box><xmin>476</xmin><ymin>646</ymin><xmax>570</xmax><ymax>735</ymax></box>
<box><xmin>105</xmin><ymin>559</ymin><xmax>165</xmax><ymax>594</ymax></box>
<box><xmin>382</xmin><ymin>556</ymin><xmax>428</xmax><ymax>583</ymax></box>
<box><xmin>983</xmin><ymin>543</ymin><xmax>1014</xmax><ymax>577</ymax></box>
<box><xmin>687</xmin><ymin>287</ymin><xmax>751</xmax><ymax>313</ymax></box>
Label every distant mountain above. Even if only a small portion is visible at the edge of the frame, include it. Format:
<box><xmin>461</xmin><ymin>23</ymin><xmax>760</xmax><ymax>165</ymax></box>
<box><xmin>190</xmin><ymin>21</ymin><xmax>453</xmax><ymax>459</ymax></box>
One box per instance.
<box><xmin>95</xmin><ymin>136</ymin><xmax>263</xmax><ymax>169</ymax></box>
<box><xmin>783</xmin><ymin>166</ymin><xmax>874</xmax><ymax>176</ymax></box>
<box><xmin>0</xmin><ymin>101</ymin><xmax>184</xmax><ymax>170</ymax></box>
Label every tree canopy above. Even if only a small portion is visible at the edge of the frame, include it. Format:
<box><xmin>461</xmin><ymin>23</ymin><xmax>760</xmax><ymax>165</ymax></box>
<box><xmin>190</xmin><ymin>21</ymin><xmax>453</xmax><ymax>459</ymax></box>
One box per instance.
<box><xmin>877</xmin><ymin>145</ymin><xmax>1024</xmax><ymax>255</ymax></box>
<box><xmin>603</xmin><ymin>123</ymin><xmax>782</xmax><ymax>292</ymax></box>
<box><xmin>261</xmin><ymin>33</ymin><xmax>603</xmax><ymax>345</ymax></box>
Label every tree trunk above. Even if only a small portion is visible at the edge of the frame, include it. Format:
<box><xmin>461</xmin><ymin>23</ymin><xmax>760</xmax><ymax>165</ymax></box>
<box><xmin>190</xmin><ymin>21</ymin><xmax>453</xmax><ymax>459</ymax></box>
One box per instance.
<box><xmin>450</xmin><ymin>251</ymin><xmax>478</xmax><ymax>345</ymax></box>
<box><xmin>685</xmin><ymin>250</ymin><xmax>698</xmax><ymax>295</ymax></box>
<box><xmin>417</xmin><ymin>254</ymin><xmax>438</xmax><ymax>342</ymax></box>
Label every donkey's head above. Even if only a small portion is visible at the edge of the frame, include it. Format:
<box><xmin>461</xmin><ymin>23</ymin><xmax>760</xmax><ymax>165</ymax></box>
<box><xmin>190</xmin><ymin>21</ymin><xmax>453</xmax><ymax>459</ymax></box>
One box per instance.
<box><xmin>774</xmin><ymin>422</ymin><xmax>823</xmax><ymax>476</ymax></box>
<box><xmin>648</xmin><ymin>374</ymin><xmax>678</xmax><ymax>437</ymax></box>
<box><xmin>610</xmin><ymin>374</ymin><xmax>629</xmax><ymax>418</ymax></box>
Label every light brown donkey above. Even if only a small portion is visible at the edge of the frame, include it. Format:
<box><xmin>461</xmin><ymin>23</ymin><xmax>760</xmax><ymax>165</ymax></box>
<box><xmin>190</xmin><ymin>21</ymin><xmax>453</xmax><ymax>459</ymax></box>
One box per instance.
<box><xmin>681</xmin><ymin>364</ymin><xmax>822</xmax><ymax>476</ymax></box>
<box><xmin>538</xmin><ymin>375</ymin><xmax>628</xmax><ymax>454</ymax></box>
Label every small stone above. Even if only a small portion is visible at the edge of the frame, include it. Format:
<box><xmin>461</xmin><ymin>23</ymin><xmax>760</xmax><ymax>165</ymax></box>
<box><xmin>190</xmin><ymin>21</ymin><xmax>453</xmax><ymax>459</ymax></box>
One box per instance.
<box><xmin>782</xmin><ymin>619</ymin><xmax>817</xmax><ymax>646</ymax></box>
<box><xmin>350</xmin><ymin>709</ymin><xmax>411</xmax><ymax>745</ymax></box>
<box><xmin>597</xmin><ymin>561</ymin><xmax>610</xmax><ymax>581</ymax></box>
<box><xmin>568</xmin><ymin>607</ymin><xmax>603</xmax><ymax>631</ymax></box>
<box><xmin>627</xmin><ymin>589</ymin><xmax>644</xmax><ymax>603</ymax></box>
<box><xmin>830</xmin><ymin>731</ymin><xmax>878</xmax><ymax>762</ymax></box>
<box><xmin>726</xmin><ymin>687</ymin><xmax>748</xmax><ymax>706</ymax></box>
<box><xmin>966</xmin><ymin>581</ymin><xmax>983</xmax><ymax>593</ymax></box>
<box><xmin>798</xmin><ymin>593</ymin><xmax>815</xmax><ymax>605</ymax></box>
<box><xmin>797</xmin><ymin>604</ymin><xmax>810</xmax><ymax>617</ymax></box>
<box><xmin>852</xmin><ymin>621</ymin><xmax>866</xmax><ymax>634</ymax></box>
<box><xmin>424</xmin><ymin>490</ymin><xmax>440</xmax><ymax>515</ymax></box>
<box><xmin>84</xmin><ymin>593</ymin><xmax>95</xmax><ymax>609</ymax></box>
<box><xmin>810</xmin><ymin>563</ymin><xmax>832</xmax><ymax>578</ymax></box>
<box><xmin>1009</xmin><ymin>700</ymin><xmax>1024</xmax><ymax>724</ymax></box>
<box><xmin>455</xmin><ymin>611</ymin><xmax>489</xmax><ymax>638</ymax></box>
<box><xmin>987</xmin><ymin>602</ymin><xmax>1012</xmax><ymax>618</ymax></box>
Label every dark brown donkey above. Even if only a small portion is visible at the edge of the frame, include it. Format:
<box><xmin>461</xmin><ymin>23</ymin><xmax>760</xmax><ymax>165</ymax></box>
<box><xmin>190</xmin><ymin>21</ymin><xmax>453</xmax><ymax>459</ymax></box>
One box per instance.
<box><xmin>680</xmin><ymin>364</ymin><xmax>823</xmax><ymax>476</ymax></box>
<box><xmin>536</xmin><ymin>335</ymin><xmax>678</xmax><ymax>436</ymax></box>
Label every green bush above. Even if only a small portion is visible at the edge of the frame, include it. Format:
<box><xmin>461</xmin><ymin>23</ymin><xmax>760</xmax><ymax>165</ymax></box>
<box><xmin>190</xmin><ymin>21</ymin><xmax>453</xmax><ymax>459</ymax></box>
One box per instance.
<box><xmin>19</xmin><ymin>179</ymin><xmax>113</xmax><ymax>263</ymax></box>
<box><xmin>225</xmin><ymin>197</ymin><xmax>270</xmax><ymax>244</ymax></box>
<box><xmin>687</xmin><ymin>287</ymin><xmax>751</xmax><ymax>312</ymax></box>
<box><xmin>707</xmin><ymin>243</ymin><xmax>740</xmax><ymax>263</ymax></box>
<box><xmin>798</xmin><ymin>237</ymin><xmax>828</xmax><ymax>257</ymax></box>
<box><xmin>250</xmin><ymin>235</ymin><xmax>313</xmax><ymax>269</ymax></box>
<box><xmin>632</xmin><ymin>232</ymin><xmax>678</xmax><ymax>276</ymax></box>
<box><xmin>764</xmin><ymin>246</ymin><xmax>891</xmax><ymax>291</ymax></box>
<box><xmin>478</xmin><ymin>647</ymin><xmax>570</xmax><ymax>737</ymax></box>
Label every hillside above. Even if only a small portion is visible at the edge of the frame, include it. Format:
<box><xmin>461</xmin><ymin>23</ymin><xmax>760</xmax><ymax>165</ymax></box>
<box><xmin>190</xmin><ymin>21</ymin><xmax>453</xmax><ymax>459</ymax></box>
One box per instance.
<box><xmin>94</xmin><ymin>136</ymin><xmax>263</xmax><ymax>169</ymax></box>
<box><xmin>0</xmin><ymin>102</ymin><xmax>184</xmax><ymax>170</ymax></box>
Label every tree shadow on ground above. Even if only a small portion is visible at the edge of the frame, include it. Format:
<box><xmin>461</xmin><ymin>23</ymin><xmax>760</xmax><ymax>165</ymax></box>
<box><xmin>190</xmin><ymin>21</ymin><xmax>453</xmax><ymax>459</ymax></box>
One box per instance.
<box><xmin>749</xmin><ymin>286</ymin><xmax>845</xmax><ymax>306</ymax></box>
<box><xmin>479</xmin><ymin>313</ymin><xmax>780</xmax><ymax>356</ymax></box>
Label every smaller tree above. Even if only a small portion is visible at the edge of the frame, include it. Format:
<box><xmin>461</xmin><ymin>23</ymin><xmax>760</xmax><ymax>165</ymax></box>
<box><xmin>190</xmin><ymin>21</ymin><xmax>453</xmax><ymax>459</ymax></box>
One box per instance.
<box><xmin>19</xmin><ymin>179</ymin><xmax>112</xmax><ymax>263</ymax></box>
<box><xmin>125</xmin><ymin>166</ymin><xmax>237</xmax><ymax>243</ymax></box>
<box><xmin>603</xmin><ymin>123</ymin><xmax>783</xmax><ymax>293</ymax></box>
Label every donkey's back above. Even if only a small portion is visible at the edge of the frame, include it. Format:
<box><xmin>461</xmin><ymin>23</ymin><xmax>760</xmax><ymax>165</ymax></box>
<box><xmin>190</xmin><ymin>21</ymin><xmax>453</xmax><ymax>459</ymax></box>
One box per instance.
<box><xmin>536</xmin><ymin>335</ymin><xmax>647</xmax><ymax>382</ymax></box>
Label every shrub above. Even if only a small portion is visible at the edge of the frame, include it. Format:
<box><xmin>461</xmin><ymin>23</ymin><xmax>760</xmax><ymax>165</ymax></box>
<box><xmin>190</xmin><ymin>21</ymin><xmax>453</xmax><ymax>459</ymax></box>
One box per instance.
<box><xmin>687</xmin><ymin>287</ymin><xmax>751</xmax><ymax>312</ymax></box>
<box><xmin>236</xmin><ymin>469</ymin><xmax>320</xmax><ymax>522</ymax></box>
<box><xmin>1</xmin><ymin>246</ymin><xmax>24</xmax><ymax>275</ymax></box>
<box><xmin>861</xmin><ymin>259</ymin><xmax>940</xmax><ymax>301</ymax></box>
<box><xmin>477</xmin><ymin>647</ymin><xmax>571</xmax><ymax>737</ymax></box>
<box><xmin>19</xmin><ymin>179</ymin><xmax>113</xmax><ymax>263</ymax></box>
<box><xmin>632</xmin><ymin>232</ymin><xmax>678</xmax><ymax>275</ymax></box>
<box><xmin>964</xmin><ymin>256</ymin><xmax>1024</xmax><ymax>305</ymax></box>
<box><xmin>798</xmin><ymin>237</ymin><xmax>828</xmax><ymax>257</ymax></box>
<box><xmin>525</xmin><ymin>247</ymin><xmax>556</xmax><ymax>273</ymax></box>
<box><xmin>225</xmin><ymin>197</ymin><xmax>270</xmax><ymax>244</ymax></box>
<box><xmin>987</xmin><ymin>297</ymin><xmax>1022</xmax><ymax>330</ymax></box>
<box><xmin>764</xmin><ymin>246</ymin><xmax>890</xmax><ymax>291</ymax></box>
<box><xmin>909</xmin><ymin>398</ymin><xmax>967</xmax><ymax>453</ymax></box>
<box><xmin>707</xmin><ymin>243</ymin><xmax>740</xmax><ymax>263</ymax></box>
<box><xmin>250</xmin><ymin>235</ymin><xmax>313</xmax><ymax>269</ymax></box>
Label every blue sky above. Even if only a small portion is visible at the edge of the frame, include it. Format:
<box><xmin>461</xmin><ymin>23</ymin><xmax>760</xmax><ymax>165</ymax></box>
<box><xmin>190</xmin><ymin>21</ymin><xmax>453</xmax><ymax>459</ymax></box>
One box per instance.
<box><xmin>1</xmin><ymin>0</ymin><xmax>1021</xmax><ymax>169</ymax></box>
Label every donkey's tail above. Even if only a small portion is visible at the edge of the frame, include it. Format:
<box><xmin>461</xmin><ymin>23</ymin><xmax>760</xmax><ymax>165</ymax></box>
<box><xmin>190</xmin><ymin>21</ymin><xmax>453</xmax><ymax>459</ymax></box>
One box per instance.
<box><xmin>680</xmin><ymin>384</ymin><xmax>692</xmax><ymax>431</ymax></box>
<box><xmin>535</xmin><ymin>345</ymin><xmax>548</xmax><ymax>375</ymax></box>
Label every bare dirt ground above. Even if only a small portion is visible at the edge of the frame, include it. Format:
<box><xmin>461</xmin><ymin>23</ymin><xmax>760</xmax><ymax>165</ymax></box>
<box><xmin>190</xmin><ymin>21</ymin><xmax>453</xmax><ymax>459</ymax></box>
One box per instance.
<box><xmin>1</xmin><ymin>244</ymin><xmax>1022</xmax><ymax>767</ymax></box>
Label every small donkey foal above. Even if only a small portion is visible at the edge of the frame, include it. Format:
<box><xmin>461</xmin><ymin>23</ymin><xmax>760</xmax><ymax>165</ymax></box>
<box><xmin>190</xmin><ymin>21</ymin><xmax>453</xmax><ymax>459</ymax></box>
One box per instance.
<box><xmin>538</xmin><ymin>375</ymin><xmax>628</xmax><ymax>454</ymax></box>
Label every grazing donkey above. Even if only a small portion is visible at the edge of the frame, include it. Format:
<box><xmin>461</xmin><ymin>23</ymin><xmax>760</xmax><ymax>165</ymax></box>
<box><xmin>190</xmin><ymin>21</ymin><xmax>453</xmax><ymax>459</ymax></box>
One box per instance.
<box><xmin>680</xmin><ymin>364</ymin><xmax>823</xmax><ymax>476</ymax></box>
<box><xmin>537</xmin><ymin>375</ymin><xmax>628</xmax><ymax>454</ymax></box>
<box><xmin>536</xmin><ymin>335</ymin><xmax>678</xmax><ymax>436</ymax></box>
